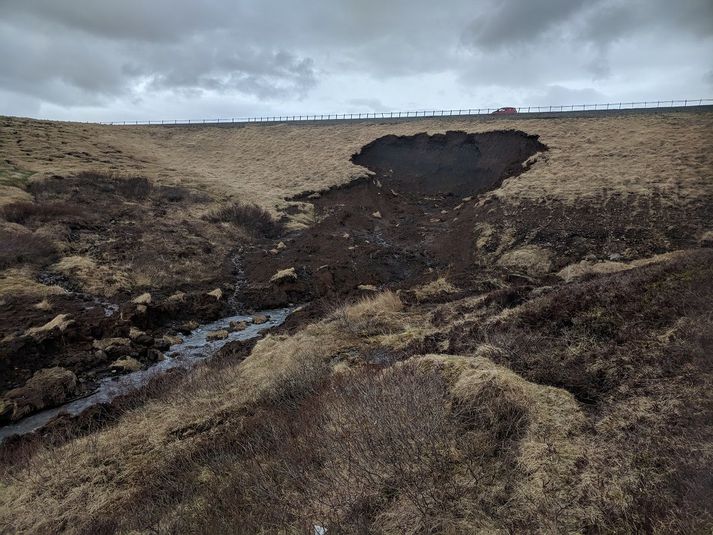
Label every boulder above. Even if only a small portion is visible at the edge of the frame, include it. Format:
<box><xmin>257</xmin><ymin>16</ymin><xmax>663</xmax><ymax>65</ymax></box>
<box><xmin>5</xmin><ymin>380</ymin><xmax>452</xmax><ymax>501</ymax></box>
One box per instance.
<box><xmin>129</xmin><ymin>326</ymin><xmax>145</xmax><ymax>340</ymax></box>
<box><xmin>229</xmin><ymin>320</ymin><xmax>248</xmax><ymax>332</ymax></box>
<box><xmin>252</xmin><ymin>314</ymin><xmax>269</xmax><ymax>325</ymax></box>
<box><xmin>167</xmin><ymin>291</ymin><xmax>186</xmax><ymax>303</ymax></box>
<box><xmin>129</xmin><ymin>327</ymin><xmax>154</xmax><ymax>345</ymax></box>
<box><xmin>25</xmin><ymin>314</ymin><xmax>74</xmax><ymax>338</ymax></box>
<box><xmin>132</xmin><ymin>293</ymin><xmax>152</xmax><ymax>305</ymax></box>
<box><xmin>92</xmin><ymin>337</ymin><xmax>135</xmax><ymax>358</ymax></box>
<box><xmin>154</xmin><ymin>334</ymin><xmax>183</xmax><ymax>350</ymax></box>
<box><xmin>699</xmin><ymin>230</ymin><xmax>713</xmax><ymax>246</ymax></box>
<box><xmin>93</xmin><ymin>337</ymin><xmax>131</xmax><ymax>351</ymax></box>
<box><xmin>207</xmin><ymin>288</ymin><xmax>223</xmax><ymax>300</ymax></box>
<box><xmin>177</xmin><ymin>320</ymin><xmax>200</xmax><ymax>334</ymax></box>
<box><xmin>2</xmin><ymin>367</ymin><xmax>78</xmax><ymax>422</ymax></box>
<box><xmin>372</xmin><ymin>211</ymin><xmax>382</xmax><ymax>219</ymax></box>
<box><xmin>270</xmin><ymin>267</ymin><xmax>298</xmax><ymax>283</ymax></box>
<box><xmin>110</xmin><ymin>357</ymin><xmax>142</xmax><ymax>373</ymax></box>
<box><xmin>357</xmin><ymin>284</ymin><xmax>379</xmax><ymax>292</ymax></box>
<box><xmin>146</xmin><ymin>348</ymin><xmax>165</xmax><ymax>362</ymax></box>
<box><xmin>207</xmin><ymin>329</ymin><xmax>229</xmax><ymax>341</ymax></box>
<box><xmin>33</xmin><ymin>299</ymin><xmax>53</xmax><ymax>311</ymax></box>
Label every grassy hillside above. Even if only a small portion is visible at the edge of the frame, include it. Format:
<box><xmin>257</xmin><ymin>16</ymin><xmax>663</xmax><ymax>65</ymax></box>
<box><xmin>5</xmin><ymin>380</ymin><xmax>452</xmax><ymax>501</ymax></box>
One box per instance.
<box><xmin>1</xmin><ymin>111</ymin><xmax>712</xmax><ymax>533</ymax></box>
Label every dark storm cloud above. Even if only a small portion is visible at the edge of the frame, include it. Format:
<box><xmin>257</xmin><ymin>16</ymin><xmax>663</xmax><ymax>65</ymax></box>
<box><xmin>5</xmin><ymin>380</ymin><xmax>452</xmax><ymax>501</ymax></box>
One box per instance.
<box><xmin>464</xmin><ymin>0</ymin><xmax>713</xmax><ymax>49</ymax></box>
<box><xmin>0</xmin><ymin>0</ymin><xmax>711</xmax><ymax>120</ymax></box>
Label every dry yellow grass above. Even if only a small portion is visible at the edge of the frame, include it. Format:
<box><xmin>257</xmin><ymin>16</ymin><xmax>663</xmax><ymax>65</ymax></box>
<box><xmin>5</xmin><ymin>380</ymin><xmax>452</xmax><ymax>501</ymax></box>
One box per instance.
<box><xmin>412</xmin><ymin>276</ymin><xmax>458</xmax><ymax>301</ymax></box>
<box><xmin>556</xmin><ymin>250</ymin><xmax>687</xmax><ymax>282</ymax></box>
<box><xmin>0</xmin><ymin>266</ymin><xmax>66</xmax><ymax>298</ymax></box>
<box><xmin>3</xmin><ymin>112</ymin><xmax>712</xmax><ymax>216</ymax></box>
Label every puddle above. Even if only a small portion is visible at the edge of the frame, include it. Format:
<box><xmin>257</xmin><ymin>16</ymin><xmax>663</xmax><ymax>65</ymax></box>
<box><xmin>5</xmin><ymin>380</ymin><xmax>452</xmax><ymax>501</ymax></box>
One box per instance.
<box><xmin>0</xmin><ymin>307</ymin><xmax>291</xmax><ymax>443</ymax></box>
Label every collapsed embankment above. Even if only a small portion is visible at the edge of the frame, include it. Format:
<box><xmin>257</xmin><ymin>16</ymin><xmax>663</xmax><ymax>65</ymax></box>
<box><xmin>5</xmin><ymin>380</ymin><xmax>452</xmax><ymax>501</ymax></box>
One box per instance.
<box><xmin>240</xmin><ymin>130</ymin><xmax>547</xmax><ymax>309</ymax></box>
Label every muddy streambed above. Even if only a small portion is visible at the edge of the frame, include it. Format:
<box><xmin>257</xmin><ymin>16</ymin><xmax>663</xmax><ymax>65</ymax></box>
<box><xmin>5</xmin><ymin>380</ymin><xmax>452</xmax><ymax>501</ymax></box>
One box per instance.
<box><xmin>0</xmin><ymin>308</ymin><xmax>292</xmax><ymax>443</ymax></box>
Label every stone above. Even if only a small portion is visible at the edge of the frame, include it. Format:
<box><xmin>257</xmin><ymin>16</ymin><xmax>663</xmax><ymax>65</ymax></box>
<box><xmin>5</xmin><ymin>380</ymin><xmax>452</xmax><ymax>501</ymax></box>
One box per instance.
<box><xmin>167</xmin><ymin>291</ymin><xmax>186</xmax><ymax>303</ymax></box>
<box><xmin>25</xmin><ymin>314</ymin><xmax>74</xmax><ymax>337</ymax></box>
<box><xmin>129</xmin><ymin>327</ymin><xmax>153</xmax><ymax>346</ymax></box>
<box><xmin>252</xmin><ymin>314</ymin><xmax>269</xmax><ymax>325</ymax></box>
<box><xmin>110</xmin><ymin>357</ymin><xmax>142</xmax><ymax>373</ymax></box>
<box><xmin>206</xmin><ymin>329</ymin><xmax>229</xmax><ymax>341</ymax></box>
<box><xmin>93</xmin><ymin>337</ymin><xmax>131</xmax><ymax>351</ymax></box>
<box><xmin>3</xmin><ymin>367</ymin><xmax>78</xmax><ymax>421</ymax></box>
<box><xmin>357</xmin><ymin>284</ymin><xmax>378</xmax><ymax>291</ymax></box>
<box><xmin>146</xmin><ymin>349</ymin><xmax>165</xmax><ymax>362</ymax></box>
<box><xmin>129</xmin><ymin>326</ymin><xmax>146</xmax><ymax>340</ymax></box>
<box><xmin>132</xmin><ymin>293</ymin><xmax>152</xmax><ymax>305</ymax></box>
<box><xmin>33</xmin><ymin>299</ymin><xmax>52</xmax><ymax>311</ymax></box>
<box><xmin>700</xmin><ymin>230</ymin><xmax>713</xmax><ymax>246</ymax></box>
<box><xmin>270</xmin><ymin>267</ymin><xmax>298</xmax><ymax>283</ymax></box>
<box><xmin>276</xmin><ymin>241</ymin><xmax>287</xmax><ymax>250</ymax></box>
<box><xmin>154</xmin><ymin>334</ymin><xmax>183</xmax><ymax>350</ymax></box>
<box><xmin>207</xmin><ymin>288</ymin><xmax>223</xmax><ymax>300</ymax></box>
<box><xmin>177</xmin><ymin>320</ymin><xmax>199</xmax><ymax>334</ymax></box>
<box><xmin>372</xmin><ymin>210</ymin><xmax>382</xmax><ymax>219</ymax></box>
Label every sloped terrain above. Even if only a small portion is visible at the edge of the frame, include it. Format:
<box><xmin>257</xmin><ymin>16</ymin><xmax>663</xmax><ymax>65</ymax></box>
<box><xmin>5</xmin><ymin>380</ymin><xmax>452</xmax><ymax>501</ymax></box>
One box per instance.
<box><xmin>0</xmin><ymin>111</ymin><xmax>712</xmax><ymax>534</ymax></box>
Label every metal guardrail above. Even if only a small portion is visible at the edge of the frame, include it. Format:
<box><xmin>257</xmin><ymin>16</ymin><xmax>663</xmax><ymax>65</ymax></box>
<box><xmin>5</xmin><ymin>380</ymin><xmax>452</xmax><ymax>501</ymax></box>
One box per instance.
<box><xmin>98</xmin><ymin>98</ymin><xmax>713</xmax><ymax>126</ymax></box>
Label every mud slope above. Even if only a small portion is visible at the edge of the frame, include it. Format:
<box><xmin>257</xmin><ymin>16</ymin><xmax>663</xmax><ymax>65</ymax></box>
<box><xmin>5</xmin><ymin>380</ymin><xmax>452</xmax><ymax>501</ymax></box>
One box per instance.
<box><xmin>241</xmin><ymin>130</ymin><xmax>545</xmax><ymax>308</ymax></box>
<box><xmin>351</xmin><ymin>130</ymin><xmax>546</xmax><ymax>197</ymax></box>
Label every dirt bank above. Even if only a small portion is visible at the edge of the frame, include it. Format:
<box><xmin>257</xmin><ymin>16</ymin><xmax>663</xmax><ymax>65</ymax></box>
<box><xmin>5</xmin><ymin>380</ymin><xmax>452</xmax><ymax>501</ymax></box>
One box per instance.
<box><xmin>352</xmin><ymin>130</ymin><xmax>545</xmax><ymax>197</ymax></box>
<box><xmin>240</xmin><ymin>130</ymin><xmax>547</xmax><ymax>308</ymax></box>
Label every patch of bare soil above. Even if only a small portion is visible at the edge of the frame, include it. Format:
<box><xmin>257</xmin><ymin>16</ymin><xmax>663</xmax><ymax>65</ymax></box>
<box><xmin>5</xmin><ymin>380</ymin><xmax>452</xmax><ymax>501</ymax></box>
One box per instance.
<box><xmin>240</xmin><ymin>131</ymin><xmax>544</xmax><ymax>306</ymax></box>
<box><xmin>352</xmin><ymin>130</ymin><xmax>545</xmax><ymax>196</ymax></box>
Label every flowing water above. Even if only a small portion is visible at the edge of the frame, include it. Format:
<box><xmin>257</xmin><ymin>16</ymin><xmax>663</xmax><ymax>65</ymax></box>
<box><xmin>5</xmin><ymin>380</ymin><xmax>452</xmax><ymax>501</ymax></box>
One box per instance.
<box><xmin>0</xmin><ymin>307</ymin><xmax>292</xmax><ymax>443</ymax></box>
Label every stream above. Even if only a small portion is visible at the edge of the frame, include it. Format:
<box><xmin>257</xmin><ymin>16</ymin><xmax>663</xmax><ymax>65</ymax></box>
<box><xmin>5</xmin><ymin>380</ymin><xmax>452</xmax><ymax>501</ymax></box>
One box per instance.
<box><xmin>0</xmin><ymin>307</ymin><xmax>292</xmax><ymax>443</ymax></box>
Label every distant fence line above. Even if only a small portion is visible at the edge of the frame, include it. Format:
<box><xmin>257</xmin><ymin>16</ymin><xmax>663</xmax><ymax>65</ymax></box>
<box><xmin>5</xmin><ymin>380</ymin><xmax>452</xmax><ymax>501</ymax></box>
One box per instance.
<box><xmin>98</xmin><ymin>98</ymin><xmax>713</xmax><ymax>126</ymax></box>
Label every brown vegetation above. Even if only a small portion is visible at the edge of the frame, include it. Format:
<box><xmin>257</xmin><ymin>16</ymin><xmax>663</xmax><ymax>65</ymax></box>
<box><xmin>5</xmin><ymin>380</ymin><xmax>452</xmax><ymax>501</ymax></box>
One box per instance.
<box><xmin>1</xmin><ymin>256</ymin><xmax>710</xmax><ymax>533</ymax></box>
<box><xmin>205</xmin><ymin>201</ymin><xmax>283</xmax><ymax>238</ymax></box>
<box><xmin>0</xmin><ymin>111</ymin><xmax>711</xmax><ymax>533</ymax></box>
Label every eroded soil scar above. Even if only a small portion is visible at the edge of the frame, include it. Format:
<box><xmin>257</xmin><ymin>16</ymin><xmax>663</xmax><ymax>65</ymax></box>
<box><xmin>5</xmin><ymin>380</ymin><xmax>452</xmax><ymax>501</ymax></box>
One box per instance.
<box><xmin>351</xmin><ymin>130</ymin><xmax>546</xmax><ymax>198</ymax></box>
<box><xmin>241</xmin><ymin>130</ymin><xmax>547</xmax><ymax>308</ymax></box>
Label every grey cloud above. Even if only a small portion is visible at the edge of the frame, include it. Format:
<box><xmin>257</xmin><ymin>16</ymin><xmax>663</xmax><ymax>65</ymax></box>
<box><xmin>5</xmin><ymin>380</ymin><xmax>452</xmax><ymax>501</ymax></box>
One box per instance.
<box><xmin>347</xmin><ymin>98</ymin><xmax>388</xmax><ymax>112</ymax></box>
<box><xmin>0</xmin><ymin>0</ymin><xmax>711</xmax><ymax>120</ymax></box>
<box><xmin>463</xmin><ymin>0</ymin><xmax>592</xmax><ymax>50</ymax></box>
<box><xmin>530</xmin><ymin>85</ymin><xmax>609</xmax><ymax>106</ymax></box>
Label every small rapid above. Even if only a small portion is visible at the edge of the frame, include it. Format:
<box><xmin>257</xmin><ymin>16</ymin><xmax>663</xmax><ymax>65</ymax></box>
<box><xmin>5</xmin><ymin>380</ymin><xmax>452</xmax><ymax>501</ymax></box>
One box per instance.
<box><xmin>0</xmin><ymin>307</ymin><xmax>292</xmax><ymax>443</ymax></box>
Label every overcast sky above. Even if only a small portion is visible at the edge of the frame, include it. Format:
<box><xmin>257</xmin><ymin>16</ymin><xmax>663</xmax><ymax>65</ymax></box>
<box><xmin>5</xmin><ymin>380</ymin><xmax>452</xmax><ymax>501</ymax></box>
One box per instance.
<box><xmin>1</xmin><ymin>0</ymin><xmax>712</xmax><ymax>122</ymax></box>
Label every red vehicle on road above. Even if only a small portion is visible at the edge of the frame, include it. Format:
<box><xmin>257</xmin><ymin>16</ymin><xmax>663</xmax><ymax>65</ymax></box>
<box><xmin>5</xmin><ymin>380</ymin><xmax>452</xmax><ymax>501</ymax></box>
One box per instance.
<box><xmin>492</xmin><ymin>107</ymin><xmax>518</xmax><ymax>115</ymax></box>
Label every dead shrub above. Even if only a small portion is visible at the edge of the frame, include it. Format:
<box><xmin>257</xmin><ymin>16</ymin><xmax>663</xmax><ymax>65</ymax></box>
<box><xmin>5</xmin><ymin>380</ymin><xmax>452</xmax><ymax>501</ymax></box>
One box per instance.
<box><xmin>205</xmin><ymin>201</ymin><xmax>283</xmax><ymax>238</ymax></box>
<box><xmin>27</xmin><ymin>176</ymin><xmax>70</xmax><ymax>200</ymax></box>
<box><xmin>154</xmin><ymin>185</ymin><xmax>188</xmax><ymax>203</ymax></box>
<box><xmin>0</xmin><ymin>230</ymin><xmax>57</xmax><ymax>268</ymax></box>
<box><xmin>1</xmin><ymin>201</ymin><xmax>86</xmax><ymax>225</ymax></box>
<box><xmin>75</xmin><ymin>171</ymin><xmax>152</xmax><ymax>200</ymax></box>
